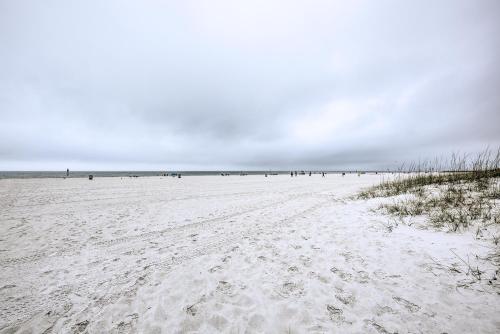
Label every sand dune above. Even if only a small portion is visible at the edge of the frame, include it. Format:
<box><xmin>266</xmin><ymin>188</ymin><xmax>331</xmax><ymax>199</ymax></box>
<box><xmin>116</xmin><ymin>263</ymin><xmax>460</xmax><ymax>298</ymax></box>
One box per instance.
<box><xmin>0</xmin><ymin>175</ymin><xmax>498</xmax><ymax>333</ymax></box>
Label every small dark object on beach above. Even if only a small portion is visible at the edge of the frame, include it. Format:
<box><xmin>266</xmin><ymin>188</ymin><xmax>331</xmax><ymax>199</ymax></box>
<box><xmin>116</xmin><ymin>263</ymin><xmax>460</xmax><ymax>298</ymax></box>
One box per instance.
<box><xmin>178</xmin><ymin>174</ymin><xmax>181</xmax><ymax>178</ymax></box>
<box><xmin>88</xmin><ymin>175</ymin><xmax>93</xmax><ymax>180</ymax></box>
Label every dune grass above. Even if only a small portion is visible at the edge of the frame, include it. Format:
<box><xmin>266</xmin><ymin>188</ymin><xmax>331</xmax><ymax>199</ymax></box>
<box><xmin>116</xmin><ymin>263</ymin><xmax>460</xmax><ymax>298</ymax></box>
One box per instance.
<box><xmin>359</xmin><ymin>149</ymin><xmax>500</xmax><ymax>233</ymax></box>
<box><xmin>358</xmin><ymin>149</ymin><xmax>500</xmax><ymax>283</ymax></box>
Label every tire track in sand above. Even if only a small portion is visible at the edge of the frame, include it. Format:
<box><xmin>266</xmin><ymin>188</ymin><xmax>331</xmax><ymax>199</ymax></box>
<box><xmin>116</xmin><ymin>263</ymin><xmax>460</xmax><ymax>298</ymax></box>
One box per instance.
<box><xmin>0</xmin><ymin>193</ymin><xmax>333</xmax><ymax>330</ymax></box>
<box><xmin>0</xmin><ymin>192</ymin><xmax>318</xmax><ymax>267</ymax></box>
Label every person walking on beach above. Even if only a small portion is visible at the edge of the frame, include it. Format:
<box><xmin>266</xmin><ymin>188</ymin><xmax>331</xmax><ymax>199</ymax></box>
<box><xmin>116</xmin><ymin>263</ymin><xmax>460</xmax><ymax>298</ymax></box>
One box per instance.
<box><xmin>291</xmin><ymin>171</ymin><xmax>293</xmax><ymax>177</ymax></box>
<box><xmin>66</xmin><ymin>168</ymin><xmax>69</xmax><ymax>177</ymax></box>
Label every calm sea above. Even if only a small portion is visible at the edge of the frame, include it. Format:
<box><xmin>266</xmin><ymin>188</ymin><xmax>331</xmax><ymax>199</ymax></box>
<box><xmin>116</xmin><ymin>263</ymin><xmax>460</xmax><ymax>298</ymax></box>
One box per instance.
<box><xmin>0</xmin><ymin>171</ymin><xmax>293</xmax><ymax>179</ymax></box>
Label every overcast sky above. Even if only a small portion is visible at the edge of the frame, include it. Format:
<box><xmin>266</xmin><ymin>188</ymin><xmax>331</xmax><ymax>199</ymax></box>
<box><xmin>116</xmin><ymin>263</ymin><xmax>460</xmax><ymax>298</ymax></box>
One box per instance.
<box><xmin>1</xmin><ymin>0</ymin><xmax>499</xmax><ymax>170</ymax></box>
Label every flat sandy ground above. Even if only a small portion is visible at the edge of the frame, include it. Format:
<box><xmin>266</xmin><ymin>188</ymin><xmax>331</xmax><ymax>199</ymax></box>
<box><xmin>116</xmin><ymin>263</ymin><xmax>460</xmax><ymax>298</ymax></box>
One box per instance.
<box><xmin>0</xmin><ymin>175</ymin><xmax>498</xmax><ymax>333</ymax></box>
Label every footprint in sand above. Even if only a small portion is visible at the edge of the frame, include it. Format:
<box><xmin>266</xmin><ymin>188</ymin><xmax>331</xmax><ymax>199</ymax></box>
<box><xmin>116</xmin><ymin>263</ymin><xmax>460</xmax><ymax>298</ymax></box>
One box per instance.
<box><xmin>208</xmin><ymin>265</ymin><xmax>222</xmax><ymax>273</ymax></box>
<box><xmin>326</xmin><ymin>304</ymin><xmax>346</xmax><ymax>323</ymax></box>
<box><xmin>278</xmin><ymin>281</ymin><xmax>304</xmax><ymax>298</ymax></box>
<box><xmin>375</xmin><ymin>305</ymin><xmax>397</xmax><ymax>316</ymax></box>
<box><xmin>186</xmin><ymin>304</ymin><xmax>198</xmax><ymax>316</ymax></box>
<box><xmin>114</xmin><ymin>313</ymin><xmax>139</xmax><ymax>332</ymax></box>
<box><xmin>392</xmin><ymin>296</ymin><xmax>421</xmax><ymax>313</ymax></box>
<box><xmin>216</xmin><ymin>281</ymin><xmax>234</xmax><ymax>296</ymax></box>
<box><xmin>308</xmin><ymin>271</ymin><xmax>331</xmax><ymax>284</ymax></box>
<box><xmin>355</xmin><ymin>270</ymin><xmax>370</xmax><ymax>284</ymax></box>
<box><xmin>72</xmin><ymin>320</ymin><xmax>89</xmax><ymax>333</ymax></box>
<box><xmin>340</xmin><ymin>251</ymin><xmax>354</xmax><ymax>261</ymax></box>
<box><xmin>330</xmin><ymin>267</ymin><xmax>353</xmax><ymax>282</ymax></box>
<box><xmin>364</xmin><ymin>319</ymin><xmax>395</xmax><ymax>334</ymax></box>
<box><xmin>334</xmin><ymin>288</ymin><xmax>356</xmax><ymax>306</ymax></box>
<box><xmin>186</xmin><ymin>295</ymin><xmax>207</xmax><ymax>316</ymax></box>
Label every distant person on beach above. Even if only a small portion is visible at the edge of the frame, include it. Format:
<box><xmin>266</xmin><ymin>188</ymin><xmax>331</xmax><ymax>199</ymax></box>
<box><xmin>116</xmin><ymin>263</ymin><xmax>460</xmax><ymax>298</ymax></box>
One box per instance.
<box><xmin>322</xmin><ymin>172</ymin><xmax>325</xmax><ymax>177</ymax></box>
<box><xmin>291</xmin><ymin>171</ymin><xmax>293</xmax><ymax>177</ymax></box>
<box><xmin>66</xmin><ymin>169</ymin><xmax>69</xmax><ymax>177</ymax></box>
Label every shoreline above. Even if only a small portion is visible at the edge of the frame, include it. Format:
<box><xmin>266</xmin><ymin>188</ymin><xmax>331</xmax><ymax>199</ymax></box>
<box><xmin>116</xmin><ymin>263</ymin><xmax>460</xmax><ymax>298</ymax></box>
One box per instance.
<box><xmin>0</xmin><ymin>171</ymin><xmax>384</xmax><ymax>179</ymax></box>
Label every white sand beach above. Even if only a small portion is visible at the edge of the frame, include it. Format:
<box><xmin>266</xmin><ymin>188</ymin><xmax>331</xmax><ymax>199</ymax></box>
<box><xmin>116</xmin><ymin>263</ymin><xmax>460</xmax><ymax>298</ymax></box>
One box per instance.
<box><xmin>0</xmin><ymin>175</ymin><xmax>498</xmax><ymax>333</ymax></box>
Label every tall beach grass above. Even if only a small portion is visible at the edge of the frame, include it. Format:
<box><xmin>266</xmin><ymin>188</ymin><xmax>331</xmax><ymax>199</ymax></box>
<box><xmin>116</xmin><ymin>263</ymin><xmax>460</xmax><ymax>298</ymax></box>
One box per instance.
<box><xmin>359</xmin><ymin>148</ymin><xmax>500</xmax><ymax>233</ymax></box>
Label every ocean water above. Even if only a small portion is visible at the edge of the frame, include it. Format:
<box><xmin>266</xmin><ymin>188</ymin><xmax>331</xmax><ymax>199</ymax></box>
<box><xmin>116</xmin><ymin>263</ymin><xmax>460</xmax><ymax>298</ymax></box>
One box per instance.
<box><xmin>0</xmin><ymin>171</ymin><xmax>292</xmax><ymax>179</ymax></box>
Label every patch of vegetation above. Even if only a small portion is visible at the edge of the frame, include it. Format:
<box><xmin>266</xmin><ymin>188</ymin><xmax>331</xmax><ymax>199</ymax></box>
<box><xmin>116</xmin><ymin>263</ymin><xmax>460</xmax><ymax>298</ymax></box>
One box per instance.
<box><xmin>360</xmin><ymin>149</ymin><xmax>500</xmax><ymax>284</ymax></box>
<box><xmin>360</xmin><ymin>149</ymin><xmax>500</xmax><ymax>233</ymax></box>
<box><xmin>359</xmin><ymin>150</ymin><xmax>500</xmax><ymax>199</ymax></box>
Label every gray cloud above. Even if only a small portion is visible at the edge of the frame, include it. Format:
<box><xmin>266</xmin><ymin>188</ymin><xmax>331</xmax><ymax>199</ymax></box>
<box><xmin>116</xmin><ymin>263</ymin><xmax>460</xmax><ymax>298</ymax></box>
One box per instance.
<box><xmin>1</xmin><ymin>0</ymin><xmax>499</xmax><ymax>170</ymax></box>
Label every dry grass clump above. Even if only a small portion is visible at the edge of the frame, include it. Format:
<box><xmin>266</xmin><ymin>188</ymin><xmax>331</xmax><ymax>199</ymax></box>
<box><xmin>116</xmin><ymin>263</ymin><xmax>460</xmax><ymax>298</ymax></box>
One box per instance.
<box><xmin>377</xmin><ymin>182</ymin><xmax>499</xmax><ymax>232</ymax></box>
<box><xmin>359</xmin><ymin>149</ymin><xmax>500</xmax><ymax>199</ymax></box>
<box><xmin>360</xmin><ymin>149</ymin><xmax>500</xmax><ymax>285</ymax></box>
<box><xmin>360</xmin><ymin>149</ymin><xmax>500</xmax><ymax>233</ymax></box>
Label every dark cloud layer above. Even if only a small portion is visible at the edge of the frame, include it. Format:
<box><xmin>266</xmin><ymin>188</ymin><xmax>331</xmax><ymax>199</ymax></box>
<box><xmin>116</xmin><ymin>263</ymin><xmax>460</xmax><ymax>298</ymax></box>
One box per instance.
<box><xmin>1</xmin><ymin>0</ymin><xmax>499</xmax><ymax>170</ymax></box>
